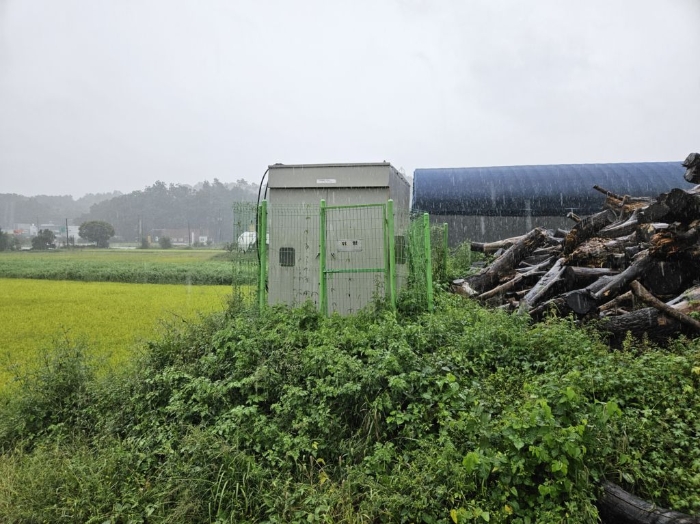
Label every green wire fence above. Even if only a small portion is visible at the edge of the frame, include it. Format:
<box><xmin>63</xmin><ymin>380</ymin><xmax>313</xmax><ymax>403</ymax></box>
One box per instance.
<box><xmin>231</xmin><ymin>201</ymin><xmax>446</xmax><ymax>315</ymax></box>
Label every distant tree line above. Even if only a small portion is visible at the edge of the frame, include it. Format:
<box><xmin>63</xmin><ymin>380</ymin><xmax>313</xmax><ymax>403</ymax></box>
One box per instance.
<box><xmin>0</xmin><ymin>192</ymin><xmax>122</xmax><ymax>227</ymax></box>
<box><xmin>1</xmin><ymin>179</ymin><xmax>258</xmax><ymax>245</ymax></box>
<box><xmin>78</xmin><ymin>179</ymin><xmax>258</xmax><ymax>243</ymax></box>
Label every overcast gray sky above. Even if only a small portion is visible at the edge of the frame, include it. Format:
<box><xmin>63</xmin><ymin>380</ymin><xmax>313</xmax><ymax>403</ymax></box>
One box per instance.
<box><xmin>1</xmin><ymin>0</ymin><xmax>699</xmax><ymax>197</ymax></box>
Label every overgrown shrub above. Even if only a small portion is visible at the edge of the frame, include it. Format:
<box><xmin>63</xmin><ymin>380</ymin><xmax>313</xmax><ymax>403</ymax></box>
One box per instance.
<box><xmin>1</xmin><ymin>294</ymin><xmax>699</xmax><ymax>522</ymax></box>
<box><xmin>0</xmin><ymin>337</ymin><xmax>97</xmax><ymax>449</ymax></box>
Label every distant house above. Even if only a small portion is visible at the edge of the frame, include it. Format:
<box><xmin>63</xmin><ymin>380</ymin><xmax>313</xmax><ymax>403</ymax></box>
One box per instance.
<box><xmin>12</xmin><ymin>223</ymin><xmax>37</xmax><ymax>237</ymax></box>
<box><xmin>412</xmin><ymin>161</ymin><xmax>693</xmax><ymax>244</ymax></box>
<box><xmin>151</xmin><ymin>228</ymin><xmax>210</xmax><ymax>245</ymax></box>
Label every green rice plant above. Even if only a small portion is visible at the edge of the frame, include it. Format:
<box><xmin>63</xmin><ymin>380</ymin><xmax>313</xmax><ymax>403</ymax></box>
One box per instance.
<box><xmin>0</xmin><ymin>249</ymin><xmax>245</xmax><ymax>285</ymax></box>
<box><xmin>0</xmin><ymin>278</ymin><xmax>234</xmax><ymax>387</ymax></box>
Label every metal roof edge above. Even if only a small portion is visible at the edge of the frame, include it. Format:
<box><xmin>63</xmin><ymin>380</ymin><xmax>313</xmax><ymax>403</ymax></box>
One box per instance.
<box><xmin>268</xmin><ymin>162</ymin><xmax>393</xmax><ymax>169</ymax></box>
<box><xmin>414</xmin><ymin>161</ymin><xmax>681</xmax><ymax>174</ymax></box>
<box><xmin>268</xmin><ymin>161</ymin><xmax>411</xmax><ymax>188</ymax></box>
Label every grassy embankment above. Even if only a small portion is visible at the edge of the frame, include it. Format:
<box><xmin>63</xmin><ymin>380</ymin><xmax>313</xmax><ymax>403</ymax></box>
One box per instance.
<box><xmin>0</xmin><ymin>290</ymin><xmax>698</xmax><ymax>523</ymax></box>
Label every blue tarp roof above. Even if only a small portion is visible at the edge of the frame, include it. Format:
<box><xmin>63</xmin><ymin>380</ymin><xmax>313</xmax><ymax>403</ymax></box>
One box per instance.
<box><xmin>412</xmin><ymin>162</ymin><xmax>692</xmax><ymax>216</ymax></box>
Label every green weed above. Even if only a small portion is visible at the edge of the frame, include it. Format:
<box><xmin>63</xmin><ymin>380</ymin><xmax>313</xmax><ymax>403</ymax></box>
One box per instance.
<box><xmin>0</xmin><ymin>293</ymin><xmax>698</xmax><ymax>522</ymax></box>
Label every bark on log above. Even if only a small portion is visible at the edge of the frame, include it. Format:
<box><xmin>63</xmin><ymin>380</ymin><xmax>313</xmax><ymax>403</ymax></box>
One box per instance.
<box><xmin>683</xmin><ymin>152</ymin><xmax>700</xmax><ymax>184</ymax></box>
<box><xmin>630</xmin><ymin>280</ymin><xmax>700</xmax><ymax>332</ymax></box>
<box><xmin>465</xmin><ymin>228</ymin><xmax>549</xmax><ymax>294</ymax></box>
<box><xmin>478</xmin><ymin>273</ymin><xmax>523</xmax><ymax>301</ymax></box>
<box><xmin>638</xmin><ymin>223</ymin><xmax>669</xmax><ymax>243</ymax></box>
<box><xmin>521</xmin><ymin>258</ymin><xmax>566</xmax><ymax>309</ymax></box>
<box><xmin>664</xmin><ymin>188</ymin><xmax>700</xmax><ymax>221</ymax></box>
<box><xmin>470</xmin><ymin>235</ymin><xmax>525</xmax><ymax>254</ymax></box>
<box><xmin>597</xmin><ymin>481</ymin><xmax>700</xmax><ymax>524</ymax></box>
<box><xmin>639</xmin><ymin>201</ymin><xmax>671</xmax><ymax>223</ymax></box>
<box><xmin>598</xmin><ymin>285</ymin><xmax>700</xmax><ymax>343</ymax></box>
<box><xmin>564</xmin><ymin>209</ymin><xmax>617</xmax><ymax>255</ymax></box>
<box><xmin>666</xmin><ymin>286</ymin><xmax>700</xmax><ymax>309</ymax></box>
<box><xmin>591</xmin><ymin>251</ymin><xmax>654</xmax><ymax>302</ymax></box>
<box><xmin>640</xmin><ymin>189</ymin><xmax>700</xmax><ymax>224</ymax></box>
<box><xmin>531</xmin><ymin>245</ymin><xmax>563</xmax><ymax>256</ymax></box>
<box><xmin>534</xmin><ymin>275</ymin><xmax>616</xmax><ymax>317</ymax></box>
<box><xmin>567</xmin><ymin>211</ymin><xmax>582</xmax><ymax>223</ymax></box>
<box><xmin>566</xmin><ymin>237</ymin><xmax>629</xmax><ymax>268</ymax></box>
<box><xmin>516</xmin><ymin>256</ymin><xmax>555</xmax><ymax>274</ymax></box>
<box><xmin>593</xmin><ymin>185</ymin><xmax>625</xmax><ymax>201</ymax></box>
<box><xmin>600</xmin><ymin>308</ymin><xmax>682</xmax><ymax>342</ymax></box>
<box><xmin>599</xmin><ymin>290</ymin><xmax>634</xmax><ymax>313</ymax></box>
<box><xmin>564</xmin><ymin>275</ymin><xmax>618</xmax><ymax>315</ymax></box>
<box><xmin>599</xmin><ymin>211</ymin><xmax>640</xmax><ymax>239</ymax></box>
<box><xmin>641</xmin><ymin>259</ymin><xmax>696</xmax><ymax>297</ymax></box>
<box><xmin>564</xmin><ymin>266</ymin><xmax>619</xmax><ymax>288</ymax></box>
<box><xmin>521</xmin><ymin>254</ymin><xmax>556</xmax><ymax>266</ymax></box>
<box><xmin>649</xmin><ymin>227</ymin><xmax>700</xmax><ymax>258</ymax></box>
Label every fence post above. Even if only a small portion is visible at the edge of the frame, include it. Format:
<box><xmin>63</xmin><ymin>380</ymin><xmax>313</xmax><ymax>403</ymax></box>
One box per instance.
<box><xmin>386</xmin><ymin>199</ymin><xmax>396</xmax><ymax>310</ymax></box>
<box><xmin>258</xmin><ymin>200</ymin><xmax>268</xmax><ymax>310</ymax></box>
<box><xmin>442</xmin><ymin>223</ymin><xmax>449</xmax><ymax>282</ymax></box>
<box><xmin>423</xmin><ymin>213</ymin><xmax>434</xmax><ymax>311</ymax></box>
<box><xmin>319</xmin><ymin>199</ymin><xmax>328</xmax><ymax>316</ymax></box>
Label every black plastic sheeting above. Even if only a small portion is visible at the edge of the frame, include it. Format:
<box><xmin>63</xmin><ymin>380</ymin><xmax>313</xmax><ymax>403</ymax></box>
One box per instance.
<box><xmin>413</xmin><ymin>162</ymin><xmax>692</xmax><ymax>217</ymax></box>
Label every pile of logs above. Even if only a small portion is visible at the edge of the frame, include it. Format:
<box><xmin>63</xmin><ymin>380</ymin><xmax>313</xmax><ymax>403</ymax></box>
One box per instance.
<box><xmin>451</xmin><ymin>153</ymin><xmax>700</xmax><ymax>345</ymax></box>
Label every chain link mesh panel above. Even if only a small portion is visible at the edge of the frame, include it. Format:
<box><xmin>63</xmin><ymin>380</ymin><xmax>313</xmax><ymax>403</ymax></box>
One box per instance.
<box><xmin>231</xmin><ymin>201</ymin><xmax>435</xmax><ymax>315</ymax></box>
<box><xmin>231</xmin><ymin>202</ymin><xmax>261</xmax><ymax>309</ymax></box>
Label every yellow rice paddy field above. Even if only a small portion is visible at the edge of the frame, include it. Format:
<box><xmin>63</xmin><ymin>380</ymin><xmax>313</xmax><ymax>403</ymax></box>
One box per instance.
<box><xmin>1</xmin><ymin>278</ymin><xmax>232</xmax><ymax>387</ymax></box>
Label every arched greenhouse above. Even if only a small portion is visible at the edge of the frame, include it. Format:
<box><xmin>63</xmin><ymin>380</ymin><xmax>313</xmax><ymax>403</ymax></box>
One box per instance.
<box><xmin>412</xmin><ymin>162</ymin><xmax>692</xmax><ymax>244</ymax></box>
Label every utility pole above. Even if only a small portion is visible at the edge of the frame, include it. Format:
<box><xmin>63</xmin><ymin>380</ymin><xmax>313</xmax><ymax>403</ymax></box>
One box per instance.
<box><xmin>65</xmin><ymin>218</ymin><xmax>69</xmax><ymax>248</ymax></box>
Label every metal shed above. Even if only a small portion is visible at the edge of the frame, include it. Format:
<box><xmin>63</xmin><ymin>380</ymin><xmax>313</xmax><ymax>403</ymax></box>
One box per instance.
<box><xmin>264</xmin><ymin>162</ymin><xmax>411</xmax><ymax>315</ymax></box>
<box><xmin>412</xmin><ymin>161</ymin><xmax>692</xmax><ymax>244</ymax></box>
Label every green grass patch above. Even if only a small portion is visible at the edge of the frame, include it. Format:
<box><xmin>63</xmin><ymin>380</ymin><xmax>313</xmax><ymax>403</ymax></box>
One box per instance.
<box><xmin>0</xmin><ymin>249</ymin><xmax>250</xmax><ymax>285</ymax></box>
<box><xmin>0</xmin><ymin>278</ymin><xmax>235</xmax><ymax>386</ymax></box>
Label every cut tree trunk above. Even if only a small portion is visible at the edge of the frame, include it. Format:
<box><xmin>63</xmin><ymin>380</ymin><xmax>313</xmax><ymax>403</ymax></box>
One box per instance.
<box><xmin>470</xmin><ymin>235</ymin><xmax>525</xmax><ymax>254</ymax></box>
<box><xmin>649</xmin><ymin>227</ymin><xmax>700</xmax><ymax>258</ymax></box>
<box><xmin>591</xmin><ymin>251</ymin><xmax>654</xmax><ymax>303</ymax></box>
<box><xmin>564</xmin><ymin>266</ymin><xmax>619</xmax><ymax>288</ymax></box>
<box><xmin>640</xmin><ymin>188</ymin><xmax>700</xmax><ymax>223</ymax></box>
<box><xmin>478</xmin><ymin>273</ymin><xmax>523</xmax><ymax>301</ymax></box>
<box><xmin>465</xmin><ymin>228</ymin><xmax>549</xmax><ymax>294</ymax></box>
<box><xmin>597</xmin><ymin>481</ymin><xmax>700</xmax><ymax>524</ymax></box>
<box><xmin>600</xmin><ymin>308</ymin><xmax>682</xmax><ymax>344</ymax></box>
<box><xmin>566</xmin><ymin>237</ymin><xmax>629</xmax><ymax>268</ymax></box>
<box><xmin>516</xmin><ymin>256</ymin><xmax>555</xmax><ymax>274</ymax></box>
<box><xmin>629</xmin><ymin>281</ymin><xmax>700</xmax><ymax>332</ymax></box>
<box><xmin>683</xmin><ymin>152</ymin><xmax>700</xmax><ymax>184</ymax></box>
<box><xmin>599</xmin><ymin>211</ymin><xmax>641</xmax><ymax>239</ymax></box>
<box><xmin>640</xmin><ymin>259</ymin><xmax>696</xmax><ymax>297</ymax></box>
<box><xmin>599</xmin><ymin>290</ymin><xmax>634</xmax><ymax>313</ymax></box>
<box><xmin>598</xmin><ymin>285</ymin><xmax>700</xmax><ymax>343</ymax></box>
<box><xmin>563</xmin><ymin>275</ymin><xmax>618</xmax><ymax>315</ymax></box>
<box><xmin>564</xmin><ymin>209</ymin><xmax>617</xmax><ymax>255</ymax></box>
<box><xmin>521</xmin><ymin>258</ymin><xmax>566</xmax><ymax>309</ymax></box>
